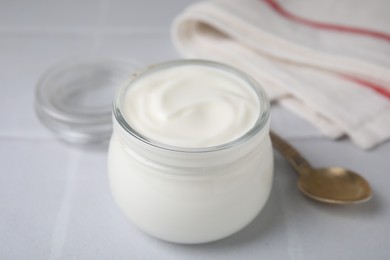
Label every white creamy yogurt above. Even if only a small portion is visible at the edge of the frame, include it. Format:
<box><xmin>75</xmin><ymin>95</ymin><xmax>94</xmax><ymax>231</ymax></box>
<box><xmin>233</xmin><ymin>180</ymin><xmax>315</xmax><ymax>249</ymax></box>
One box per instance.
<box><xmin>121</xmin><ymin>65</ymin><xmax>260</xmax><ymax>147</ymax></box>
<box><xmin>108</xmin><ymin>60</ymin><xmax>273</xmax><ymax>244</ymax></box>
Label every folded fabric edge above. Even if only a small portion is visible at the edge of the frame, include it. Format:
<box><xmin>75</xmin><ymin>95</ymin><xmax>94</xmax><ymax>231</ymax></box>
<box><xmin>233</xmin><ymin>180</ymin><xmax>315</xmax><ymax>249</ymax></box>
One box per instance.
<box><xmin>348</xmin><ymin>105</ymin><xmax>390</xmax><ymax>149</ymax></box>
<box><xmin>172</xmin><ymin>1</ymin><xmax>390</xmax><ymax>88</ymax></box>
<box><xmin>278</xmin><ymin>97</ymin><xmax>344</xmax><ymax>139</ymax></box>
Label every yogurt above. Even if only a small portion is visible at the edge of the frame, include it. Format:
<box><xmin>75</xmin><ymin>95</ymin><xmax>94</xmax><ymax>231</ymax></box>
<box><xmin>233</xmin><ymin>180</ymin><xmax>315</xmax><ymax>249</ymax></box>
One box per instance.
<box><xmin>121</xmin><ymin>65</ymin><xmax>259</xmax><ymax>147</ymax></box>
<box><xmin>108</xmin><ymin>60</ymin><xmax>273</xmax><ymax>244</ymax></box>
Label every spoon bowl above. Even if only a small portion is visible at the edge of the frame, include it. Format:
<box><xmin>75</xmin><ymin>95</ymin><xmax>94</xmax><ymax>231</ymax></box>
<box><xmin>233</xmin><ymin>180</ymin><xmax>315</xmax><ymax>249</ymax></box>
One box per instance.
<box><xmin>298</xmin><ymin>167</ymin><xmax>372</xmax><ymax>204</ymax></box>
<box><xmin>270</xmin><ymin>131</ymin><xmax>372</xmax><ymax>204</ymax></box>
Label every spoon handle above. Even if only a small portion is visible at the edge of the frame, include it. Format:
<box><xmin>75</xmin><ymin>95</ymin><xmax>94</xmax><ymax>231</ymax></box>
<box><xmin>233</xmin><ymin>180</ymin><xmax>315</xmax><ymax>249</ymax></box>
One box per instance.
<box><xmin>270</xmin><ymin>131</ymin><xmax>312</xmax><ymax>175</ymax></box>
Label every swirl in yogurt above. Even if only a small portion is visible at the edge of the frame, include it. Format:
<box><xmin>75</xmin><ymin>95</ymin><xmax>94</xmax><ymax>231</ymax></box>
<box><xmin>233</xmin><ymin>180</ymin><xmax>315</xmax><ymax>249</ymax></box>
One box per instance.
<box><xmin>122</xmin><ymin>65</ymin><xmax>260</xmax><ymax>148</ymax></box>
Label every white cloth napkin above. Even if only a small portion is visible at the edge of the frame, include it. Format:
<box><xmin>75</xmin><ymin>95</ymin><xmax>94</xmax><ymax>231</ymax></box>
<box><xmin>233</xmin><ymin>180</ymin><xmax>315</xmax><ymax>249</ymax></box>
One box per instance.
<box><xmin>172</xmin><ymin>0</ymin><xmax>390</xmax><ymax>149</ymax></box>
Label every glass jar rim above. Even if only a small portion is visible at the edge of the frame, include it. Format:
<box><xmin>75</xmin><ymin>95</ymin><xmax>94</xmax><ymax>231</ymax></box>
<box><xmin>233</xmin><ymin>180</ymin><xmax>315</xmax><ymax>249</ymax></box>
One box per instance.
<box><xmin>113</xmin><ymin>59</ymin><xmax>270</xmax><ymax>153</ymax></box>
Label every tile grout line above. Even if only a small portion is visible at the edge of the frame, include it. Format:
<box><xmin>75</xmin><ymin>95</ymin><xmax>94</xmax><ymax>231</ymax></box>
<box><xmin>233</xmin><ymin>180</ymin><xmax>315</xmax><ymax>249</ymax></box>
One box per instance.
<box><xmin>48</xmin><ymin>149</ymin><xmax>82</xmax><ymax>260</ymax></box>
<box><xmin>91</xmin><ymin>0</ymin><xmax>109</xmax><ymax>51</ymax></box>
<box><xmin>0</xmin><ymin>26</ymin><xmax>168</xmax><ymax>36</ymax></box>
<box><xmin>0</xmin><ymin>135</ymin><xmax>56</xmax><ymax>141</ymax></box>
<box><xmin>274</xmin><ymin>173</ymin><xmax>304</xmax><ymax>260</ymax></box>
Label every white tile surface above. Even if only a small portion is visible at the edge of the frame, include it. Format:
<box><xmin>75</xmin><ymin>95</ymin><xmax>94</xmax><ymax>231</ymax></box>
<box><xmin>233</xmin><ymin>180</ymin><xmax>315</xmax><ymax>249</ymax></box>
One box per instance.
<box><xmin>0</xmin><ymin>0</ymin><xmax>101</xmax><ymax>29</ymax></box>
<box><xmin>1</xmin><ymin>0</ymin><xmax>389</xmax><ymax>259</ymax></box>
<box><xmin>0</xmin><ymin>35</ymin><xmax>93</xmax><ymax>137</ymax></box>
<box><xmin>0</xmin><ymin>140</ymin><xmax>71</xmax><ymax>259</ymax></box>
<box><xmin>104</xmin><ymin>0</ymin><xmax>198</xmax><ymax>30</ymax></box>
<box><xmin>96</xmin><ymin>34</ymin><xmax>179</xmax><ymax>64</ymax></box>
<box><xmin>270</xmin><ymin>104</ymin><xmax>323</xmax><ymax>138</ymax></box>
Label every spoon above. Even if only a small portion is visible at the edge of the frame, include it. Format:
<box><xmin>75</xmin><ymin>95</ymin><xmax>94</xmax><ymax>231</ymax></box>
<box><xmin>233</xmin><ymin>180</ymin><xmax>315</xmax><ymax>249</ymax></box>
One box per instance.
<box><xmin>270</xmin><ymin>131</ymin><xmax>372</xmax><ymax>204</ymax></box>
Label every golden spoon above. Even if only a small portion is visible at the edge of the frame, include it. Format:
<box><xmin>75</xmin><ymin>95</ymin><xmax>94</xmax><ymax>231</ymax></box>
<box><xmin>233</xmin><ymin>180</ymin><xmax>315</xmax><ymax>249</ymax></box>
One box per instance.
<box><xmin>270</xmin><ymin>131</ymin><xmax>372</xmax><ymax>204</ymax></box>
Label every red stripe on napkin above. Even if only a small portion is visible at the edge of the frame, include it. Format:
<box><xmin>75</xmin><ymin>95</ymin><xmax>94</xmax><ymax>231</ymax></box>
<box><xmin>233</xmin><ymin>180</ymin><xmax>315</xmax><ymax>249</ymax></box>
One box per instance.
<box><xmin>263</xmin><ymin>0</ymin><xmax>390</xmax><ymax>43</ymax></box>
<box><xmin>341</xmin><ymin>75</ymin><xmax>390</xmax><ymax>99</ymax></box>
<box><xmin>263</xmin><ymin>0</ymin><xmax>390</xmax><ymax>99</ymax></box>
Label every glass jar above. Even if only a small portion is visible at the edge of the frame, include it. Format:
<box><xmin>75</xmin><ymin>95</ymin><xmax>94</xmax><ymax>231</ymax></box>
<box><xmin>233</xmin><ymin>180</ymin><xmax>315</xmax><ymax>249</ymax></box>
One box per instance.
<box><xmin>108</xmin><ymin>60</ymin><xmax>273</xmax><ymax>244</ymax></box>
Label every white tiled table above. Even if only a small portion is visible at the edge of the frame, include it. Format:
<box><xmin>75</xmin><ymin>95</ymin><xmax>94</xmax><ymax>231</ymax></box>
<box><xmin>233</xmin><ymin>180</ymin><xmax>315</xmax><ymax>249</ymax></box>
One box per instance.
<box><xmin>1</xmin><ymin>1</ymin><xmax>389</xmax><ymax>259</ymax></box>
